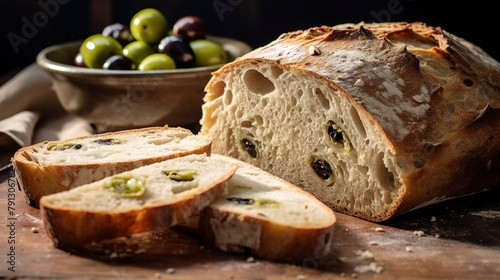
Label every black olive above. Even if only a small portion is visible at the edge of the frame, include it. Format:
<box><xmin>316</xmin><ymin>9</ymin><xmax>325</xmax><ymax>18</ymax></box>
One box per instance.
<box><xmin>48</xmin><ymin>143</ymin><xmax>82</xmax><ymax>151</ymax></box>
<box><xmin>157</xmin><ymin>35</ymin><xmax>195</xmax><ymax>68</ymax></box>
<box><xmin>327</xmin><ymin>120</ymin><xmax>344</xmax><ymax>143</ymax></box>
<box><xmin>227</xmin><ymin>197</ymin><xmax>255</xmax><ymax>205</ymax></box>
<box><xmin>95</xmin><ymin>139</ymin><xmax>115</xmax><ymax>145</ymax></box>
<box><xmin>310</xmin><ymin>156</ymin><xmax>333</xmax><ymax>180</ymax></box>
<box><xmin>94</xmin><ymin>139</ymin><xmax>125</xmax><ymax>145</ymax></box>
<box><xmin>241</xmin><ymin>138</ymin><xmax>257</xmax><ymax>158</ymax></box>
<box><xmin>103</xmin><ymin>55</ymin><xmax>135</xmax><ymax>70</ymax></box>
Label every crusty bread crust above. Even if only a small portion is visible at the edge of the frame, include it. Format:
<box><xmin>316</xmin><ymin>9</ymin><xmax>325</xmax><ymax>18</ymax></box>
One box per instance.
<box><xmin>12</xmin><ymin>126</ymin><xmax>212</xmax><ymax>207</ymax></box>
<box><xmin>198</xmin><ymin>154</ymin><xmax>336</xmax><ymax>263</ymax></box>
<box><xmin>200</xmin><ymin>22</ymin><xmax>500</xmax><ymax>221</ymax></box>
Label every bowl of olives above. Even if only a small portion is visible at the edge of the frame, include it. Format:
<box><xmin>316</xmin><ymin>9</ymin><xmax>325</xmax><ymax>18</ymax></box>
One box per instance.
<box><xmin>36</xmin><ymin>8</ymin><xmax>252</xmax><ymax>132</ymax></box>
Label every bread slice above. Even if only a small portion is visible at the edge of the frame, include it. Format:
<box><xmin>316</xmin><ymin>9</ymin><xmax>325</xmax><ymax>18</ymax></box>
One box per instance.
<box><xmin>196</xmin><ymin>154</ymin><xmax>336</xmax><ymax>263</ymax></box>
<box><xmin>39</xmin><ymin>154</ymin><xmax>237</xmax><ymax>251</ymax></box>
<box><xmin>12</xmin><ymin>125</ymin><xmax>211</xmax><ymax>207</ymax></box>
<box><xmin>200</xmin><ymin>22</ymin><xmax>500</xmax><ymax>221</ymax></box>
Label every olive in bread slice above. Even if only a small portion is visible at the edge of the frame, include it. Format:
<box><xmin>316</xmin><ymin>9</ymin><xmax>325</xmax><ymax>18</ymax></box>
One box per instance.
<box><xmin>12</xmin><ymin>125</ymin><xmax>212</xmax><ymax>207</ymax></box>
<box><xmin>39</xmin><ymin>153</ymin><xmax>237</xmax><ymax>252</ymax></box>
<box><xmin>197</xmin><ymin>154</ymin><xmax>336</xmax><ymax>263</ymax></box>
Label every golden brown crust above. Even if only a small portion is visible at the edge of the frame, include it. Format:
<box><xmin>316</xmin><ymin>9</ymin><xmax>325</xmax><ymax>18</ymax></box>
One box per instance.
<box><xmin>12</xmin><ymin>126</ymin><xmax>212</xmax><ymax>207</ymax></box>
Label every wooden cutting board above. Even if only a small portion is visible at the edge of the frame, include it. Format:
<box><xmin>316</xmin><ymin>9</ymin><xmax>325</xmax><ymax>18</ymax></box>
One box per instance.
<box><xmin>1</xmin><ymin>166</ymin><xmax>499</xmax><ymax>279</ymax></box>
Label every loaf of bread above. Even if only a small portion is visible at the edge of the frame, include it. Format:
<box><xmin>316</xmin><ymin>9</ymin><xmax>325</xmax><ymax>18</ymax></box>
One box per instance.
<box><xmin>200</xmin><ymin>22</ymin><xmax>500</xmax><ymax>221</ymax></box>
<box><xmin>12</xmin><ymin>126</ymin><xmax>211</xmax><ymax>207</ymax></box>
<box><xmin>197</xmin><ymin>154</ymin><xmax>336</xmax><ymax>263</ymax></box>
<box><xmin>40</xmin><ymin>154</ymin><xmax>237</xmax><ymax>251</ymax></box>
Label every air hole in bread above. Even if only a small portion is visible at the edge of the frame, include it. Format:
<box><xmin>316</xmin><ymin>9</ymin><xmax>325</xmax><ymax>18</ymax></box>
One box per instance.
<box><xmin>375</xmin><ymin>152</ymin><xmax>396</xmax><ymax>192</ymax></box>
<box><xmin>223</xmin><ymin>89</ymin><xmax>233</xmax><ymax>106</ymax></box>
<box><xmin>270</xmin><ymin>65</ymin><xmax>283</xmax><ymax>78</ymax></box>
<box><xmin>210</xmin><ymin>81</ymin><xmax>226</xmax><ymax>99</ymax></box>
<box><xmin>335</xmin><ymin>160</ymin><xmax>347</xmax><ymax>180</ymax></box>
<box><xmin>243</xmin><ymin>69</ymin><xmax>275</xmax><ymax>95</ymax></box>
<box><xmin>349</xmin><ymin>105</ymin><xmax>367</xmax><ymax>139</ymax></box>
<box><xmin>254</xmin><ymin>115</ymin><xmax>264</xmax><ymax>126</ymax></box>
<box><xmin>241</xmin><ymin>120</ymin><xmax>253</xmax><ymax>128</ymax></box>
<box><xmin>313</xmin><ymin>88</ymin><xmax>330</xmax><ymax>109</ymax></box>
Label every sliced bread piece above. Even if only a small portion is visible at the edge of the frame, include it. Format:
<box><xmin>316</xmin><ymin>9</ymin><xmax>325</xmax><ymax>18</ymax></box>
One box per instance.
<box><xmin>40</xmin><ymin>154</ymin><xmax>237</xmax><ymax>251</ymax></box>
<box><xmin>197</xmin><ymin>154</ymin><xmax>336</xmax><ymax>263</ymax></box>
<box><xmin>12</xmin><ymin>125</ymin><xmax>212</xmax><ymax>207</ymax></box>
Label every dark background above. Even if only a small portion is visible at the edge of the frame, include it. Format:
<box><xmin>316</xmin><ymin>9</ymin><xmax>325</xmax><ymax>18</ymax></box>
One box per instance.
<box><xmin>1</xmin><ymin>0</ymin><xmax>498</xmax><ymax>82</ymax></box>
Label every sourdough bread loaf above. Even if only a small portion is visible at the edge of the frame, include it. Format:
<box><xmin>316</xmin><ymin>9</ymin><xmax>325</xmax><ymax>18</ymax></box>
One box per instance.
<box><xmin>40</xmin><ymin>154</ymin><xmax>237</xmax><ymax>251</ymax></box>
<box><xmin>12</xmin><ymin>126</ymin><xmax>211</xmax><ymax>207</ymax></box>
<box><xmin>200</xmin><ymin>22</ymin><xmax>500</xmax><ymax>221</ymax></box>
<box><xmin>198</xmin><ymin>154</ymin><xmax>336</xmax><ymax>263</ymax></box>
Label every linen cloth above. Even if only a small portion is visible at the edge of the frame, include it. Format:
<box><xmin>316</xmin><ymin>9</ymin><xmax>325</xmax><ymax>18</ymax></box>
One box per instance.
<box><xmin>0</xmin><ymin>64</ymin><xmax>93</xmax><ymax>170</ymax></box>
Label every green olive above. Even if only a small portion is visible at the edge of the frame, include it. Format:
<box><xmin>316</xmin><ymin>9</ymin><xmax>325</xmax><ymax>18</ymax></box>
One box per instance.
<box><xmin>138</xmin><ymin>53</ymin><xmax>176</xmax><ymax>70</ymax></box>
<box><xmin>189</xmin><ymin>39</ymin><xmax>227</xmax><ymax>67</ymax></box>
<box><xmin>105</xmin><ymin>176</ymin><xmax>145</xmax><ymax>197</ymax></box>
<box><xmin>130</xmin><ymin>8</ymin><xmax>168</xmax><ymax>44</ymax></box>
<box><xmin>123</xmin><ymin>40</ymin><xmax>155</xmax><ymax>66</ymax></box>
<box><xmin>79</xmin><ymin>34</ymin><xmax>123</xmax><ymax>69</ymax></box>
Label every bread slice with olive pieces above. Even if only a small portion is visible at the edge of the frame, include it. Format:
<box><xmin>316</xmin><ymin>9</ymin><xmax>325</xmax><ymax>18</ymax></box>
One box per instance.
<box><xmin>194</xmin><ymin>154</ymin><xmax>336</xmax><ymax>263</ymax></box>
<box><xmin>12</xmin><ymin>125</ymin><xmax>212</xmax><ymax>208</ymax></box>
<box><xmin>39</xmin><ymin>153</ymin><xmax>237</xmax><ymax>251</ymax></box>
<box><xmin>200</xmin><ymin>22</ymin><xmax>500</xmax><ymax>221</ymax></box>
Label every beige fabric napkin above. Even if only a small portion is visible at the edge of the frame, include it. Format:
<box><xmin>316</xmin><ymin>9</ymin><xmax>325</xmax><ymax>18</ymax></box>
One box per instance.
<box><xmin>0</xmin><ymin>64</ymin><xmax>93</xmax><ymax>171</ymax></box>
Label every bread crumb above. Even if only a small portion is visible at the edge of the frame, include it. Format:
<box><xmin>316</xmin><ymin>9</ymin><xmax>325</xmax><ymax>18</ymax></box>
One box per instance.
<box><xmin>405</xmin><ymin>246</ymin><xmax>413</xmax><ymax>253</ymax></box>
<box><xmin>413</xmin><ymin>230</ymin><xmax>425</xmax><ymax>237</ymax></box>
<box><xmin>435</xmin><ymin>234</ymin><xmax>441</xmax><ymax>238</ymax></box>
<box><xmin>339</xmin><ymin>272</ymin><xmax>346</xmax><ymax>277</ymax></box>
<box><xmin>109</xmin><ymin>252</ymin><xmax>118</xmax><ymax>259</ymax></box>
<box><xmin>246</xmin><ymin>256</ymin><xmax>255</xmax><ymax>263</ymax></box>
<box><xmin>355</xmin><ymin>250</ymin><xmax>374</xmax><ymax>260</ymax></box>
<box><xmin>308</xmin><ymin>45</ymin><xmax>321</xmax><ymax>55</ymax></box>
<box><xmin>154</xmin><ymin>272</ymin><xmax>162</xmax><ymax>278</ymax></box>
<box><xmin>354</xmin><ymin>262</ymin><xmax>384</xmax><ymax>274</ymax></box>
<box><xmin>296</xmin><ymin>275</ymin><xmax>307</xmax><ymax>280</ymax></box>
<box><xmin>31</xmin><ymin>227</ymin><xmax>40</xmax><ymax>233</ymax></box>
<box><xmin>374</xmin><ymin>227</ymin><xmax>384</xmax><ymax>232</ymax></box>
<box><xmin>166</xmin><ymin>268</ymin><xmax>175</xmax><ymax>274</ymax></box>
<box><xmin>368</xmin><ymin>241</ymin><xmax>378</xmax><ymax>246</ymax></box>
<box><xmin>431</xmin><ymin>216</ymin><xmax>436</xmax><ymax>222</ymax></box>
<box><xmin>351</xmin><ymin>273</ymin><xmax>358</xmax><ymax>278</ymax></box>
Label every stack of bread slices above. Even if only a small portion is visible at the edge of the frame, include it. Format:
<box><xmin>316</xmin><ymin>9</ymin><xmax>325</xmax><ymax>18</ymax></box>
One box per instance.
<box><xmin>11</xmin><ymin>125</ymin><xmax>336</xmax><ymax>263</ymax></box>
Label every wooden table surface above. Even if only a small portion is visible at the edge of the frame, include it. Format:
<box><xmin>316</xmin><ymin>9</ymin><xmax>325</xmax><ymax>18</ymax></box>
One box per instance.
<box><xmin>1</xmin><ymin>165</ymin><xmax>499</xmax><ymax>280</ymax></box>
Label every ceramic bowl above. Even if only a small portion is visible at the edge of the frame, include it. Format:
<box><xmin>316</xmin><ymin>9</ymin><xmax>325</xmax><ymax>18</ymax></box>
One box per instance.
<box><xmin>36</xmin><ymin>36</ymin><xmax>251</xmax><ymax>132</ymax></box>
